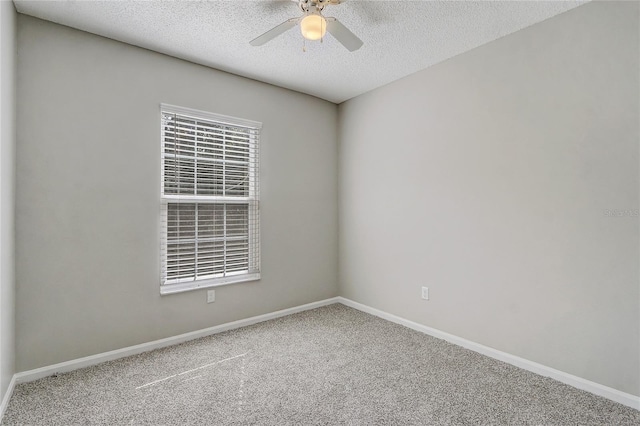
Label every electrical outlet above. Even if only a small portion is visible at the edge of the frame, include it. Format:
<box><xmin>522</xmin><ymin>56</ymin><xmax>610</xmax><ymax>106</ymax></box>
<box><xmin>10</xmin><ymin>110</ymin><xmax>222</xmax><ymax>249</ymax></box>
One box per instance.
<box><xmin>421</xmin><ymin>287</ymin><xmax>429</xmax><ymax>300</ymax></box>
<box><xmin>207</xmin><ymin>289</ymin><xmax>216</xmax><ymax>303</ymax></box>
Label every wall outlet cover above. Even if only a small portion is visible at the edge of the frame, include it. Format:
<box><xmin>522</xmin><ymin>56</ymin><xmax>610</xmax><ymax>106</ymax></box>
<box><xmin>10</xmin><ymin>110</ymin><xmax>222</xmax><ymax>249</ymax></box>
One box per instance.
<box><xmin>421</xmin><ymin>287</ymin><xmax>429</xmax><ymax>300</ymax></box>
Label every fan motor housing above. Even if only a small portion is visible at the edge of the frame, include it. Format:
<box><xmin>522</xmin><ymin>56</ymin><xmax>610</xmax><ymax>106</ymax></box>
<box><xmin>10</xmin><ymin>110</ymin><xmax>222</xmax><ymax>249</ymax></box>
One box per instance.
<box><xmin>297</xmin><ymin>0</ymin><xmax>338</xmax><ymax>14</ymax></box>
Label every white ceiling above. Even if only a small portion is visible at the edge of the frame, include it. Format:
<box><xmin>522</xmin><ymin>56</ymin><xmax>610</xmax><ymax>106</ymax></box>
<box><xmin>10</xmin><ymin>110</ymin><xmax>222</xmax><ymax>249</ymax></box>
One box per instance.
<box><xmin>14</xmin><ymin>0</ymin><xmax>587</xmax><ymax>104</ymax></box>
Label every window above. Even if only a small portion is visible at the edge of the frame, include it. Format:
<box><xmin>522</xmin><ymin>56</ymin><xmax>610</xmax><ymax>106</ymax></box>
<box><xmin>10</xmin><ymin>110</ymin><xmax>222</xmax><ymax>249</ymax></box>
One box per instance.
<box><xmin>160</xmin><ymin>104</ymin><xmax>260</xmax><ymax>295</ymax></box>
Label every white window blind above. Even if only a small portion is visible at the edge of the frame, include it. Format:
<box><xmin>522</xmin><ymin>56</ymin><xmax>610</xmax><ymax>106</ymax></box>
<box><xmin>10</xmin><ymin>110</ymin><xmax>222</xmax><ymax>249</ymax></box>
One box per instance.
<box><xmin>160</xmin><ymin>104</ymin><xmax>260</xmax><ymax>295</ymax></box>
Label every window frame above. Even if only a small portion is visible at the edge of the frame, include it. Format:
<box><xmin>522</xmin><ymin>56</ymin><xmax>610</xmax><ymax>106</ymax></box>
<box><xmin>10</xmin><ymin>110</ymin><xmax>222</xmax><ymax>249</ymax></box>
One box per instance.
<box><xmin>159</xmin><ymin>104</ymin><xmax>261</xmax><ymax>295</ymax></box>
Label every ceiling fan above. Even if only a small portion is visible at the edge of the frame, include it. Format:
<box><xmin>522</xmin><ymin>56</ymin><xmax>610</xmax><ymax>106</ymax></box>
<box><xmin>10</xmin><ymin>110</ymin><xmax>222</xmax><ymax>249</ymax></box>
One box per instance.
<box><xmin>250</xmin><ymin>0</ymin><xmax>363</xmax><ymax>52</ymax></box>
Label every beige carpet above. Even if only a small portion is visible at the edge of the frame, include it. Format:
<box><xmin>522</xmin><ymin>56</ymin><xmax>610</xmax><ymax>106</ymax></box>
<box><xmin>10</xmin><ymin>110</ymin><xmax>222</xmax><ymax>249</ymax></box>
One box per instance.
<box><xmin>3</xmin><ymin>304</ymin><xmax>639</xmax><ymax>425</ymax></box>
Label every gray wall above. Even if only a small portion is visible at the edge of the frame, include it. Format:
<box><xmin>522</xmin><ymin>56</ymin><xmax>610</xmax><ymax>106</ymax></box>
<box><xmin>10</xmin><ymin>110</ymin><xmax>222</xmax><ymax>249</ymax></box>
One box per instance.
<box><xmin>0</xmin><ymin>0</ymin><xmax>16</xmax><ymax>404</ymax></box>
<box><xmin>338</xmin><ymin>1</ymin><xmax>639</xmax><ymax>396</ymax></box>
<box><xmin>16</xmin><ymin>15</ymin><xmax>338</xmax><ymax>371</ymax></box>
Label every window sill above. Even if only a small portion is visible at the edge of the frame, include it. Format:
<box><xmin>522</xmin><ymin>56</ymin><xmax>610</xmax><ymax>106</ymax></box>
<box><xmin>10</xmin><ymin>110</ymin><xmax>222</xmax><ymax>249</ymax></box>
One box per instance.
<box><xmin>160</xmin><ymin>273</ymin><xmax>261</xmax><ymax>295</ymax></box>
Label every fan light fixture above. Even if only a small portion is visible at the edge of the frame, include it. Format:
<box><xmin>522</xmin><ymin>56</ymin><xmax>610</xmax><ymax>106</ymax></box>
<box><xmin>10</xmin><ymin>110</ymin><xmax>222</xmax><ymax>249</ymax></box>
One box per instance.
<box><xmin>249</xmin><ymin>0</ymin><xmax>363</xmax><ymax>52</ymax></box>
<box><xmin>300</xmin><ymin>13</ymin><xmax>326</xmax><ymax>40</ymax></box>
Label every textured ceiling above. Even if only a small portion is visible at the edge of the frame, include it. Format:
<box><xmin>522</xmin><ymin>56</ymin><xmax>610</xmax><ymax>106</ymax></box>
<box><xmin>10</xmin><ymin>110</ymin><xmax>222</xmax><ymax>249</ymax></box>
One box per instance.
<box><xmin>14</xmin><ymin>0</ymin><xmax>587</xmax><ymax>104</ymax></box>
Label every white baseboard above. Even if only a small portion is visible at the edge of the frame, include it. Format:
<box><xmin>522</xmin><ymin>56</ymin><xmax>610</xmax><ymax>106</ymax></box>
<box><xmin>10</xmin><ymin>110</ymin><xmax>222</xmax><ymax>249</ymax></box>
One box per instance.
<box><xmin>7</xmin><ymin>295</ymin><xmax>639</xmax><ymax>414</ymax></box>
<box><xmin>0</xmin><ymin>374</ymin><xmax>16</xmax><ymax>421</ymax></box>
<box><xmin>337</xmin><ymin>297</ymin><xmax>640</xmax><ymax>411</ymax></box>
<box><xmin>14</xmin><ymin>297</ymin><xmax>340</xmax><ymax>385</ymax></box>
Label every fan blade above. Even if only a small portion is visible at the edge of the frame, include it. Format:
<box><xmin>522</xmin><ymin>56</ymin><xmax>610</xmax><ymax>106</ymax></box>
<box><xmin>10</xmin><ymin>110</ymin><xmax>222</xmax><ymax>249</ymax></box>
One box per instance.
<box><xmin>325</xmin><ymin>17</ymin><xmax>363</xmax><ymax>52</ymax></box>
<box><xmin>250</xmin><ymin>18</ymin><xmax>299</xmax><ymax>46</ymax></box>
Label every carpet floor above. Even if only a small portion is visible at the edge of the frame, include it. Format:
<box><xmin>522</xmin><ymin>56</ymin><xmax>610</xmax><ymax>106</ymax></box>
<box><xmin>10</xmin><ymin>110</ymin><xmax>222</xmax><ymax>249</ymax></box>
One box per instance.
<box><xmin>3</xmin><ymin>304</ymin><xmax>639</xmax><ymax>425</ymax></box>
